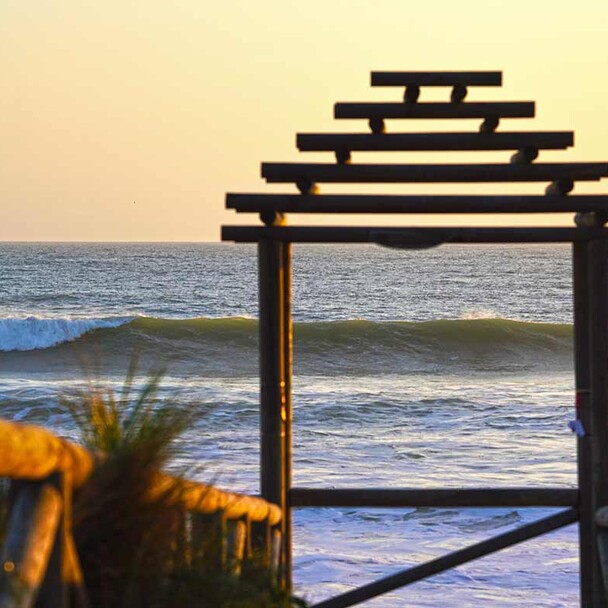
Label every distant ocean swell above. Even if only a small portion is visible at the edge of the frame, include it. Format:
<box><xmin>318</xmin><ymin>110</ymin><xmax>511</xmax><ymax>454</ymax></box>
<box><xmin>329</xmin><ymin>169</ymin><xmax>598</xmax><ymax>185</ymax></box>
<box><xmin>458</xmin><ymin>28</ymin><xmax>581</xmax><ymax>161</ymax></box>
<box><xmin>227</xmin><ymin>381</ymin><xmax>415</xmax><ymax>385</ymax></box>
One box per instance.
<box><xmin>0</xmin><ymin>316</ymin><xmax>574</xmax><ymax>376</ymax></box>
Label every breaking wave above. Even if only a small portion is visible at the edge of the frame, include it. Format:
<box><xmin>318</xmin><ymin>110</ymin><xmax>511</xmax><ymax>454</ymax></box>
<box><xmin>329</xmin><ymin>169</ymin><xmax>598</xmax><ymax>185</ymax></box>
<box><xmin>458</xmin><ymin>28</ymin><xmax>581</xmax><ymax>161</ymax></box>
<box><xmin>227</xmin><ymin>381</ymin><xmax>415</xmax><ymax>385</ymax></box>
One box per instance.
<box><xmin>0</xmin><ymin>316</ymin><xmax>573</xmax><ymax>376</ymax></box>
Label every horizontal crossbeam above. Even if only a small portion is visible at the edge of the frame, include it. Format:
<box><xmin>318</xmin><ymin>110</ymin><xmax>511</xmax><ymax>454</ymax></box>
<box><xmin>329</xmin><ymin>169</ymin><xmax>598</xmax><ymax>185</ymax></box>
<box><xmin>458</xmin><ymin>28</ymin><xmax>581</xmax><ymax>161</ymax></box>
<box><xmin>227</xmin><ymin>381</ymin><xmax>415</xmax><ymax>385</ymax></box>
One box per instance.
<box><xmin>226</xmin><ymin>194</ymin><xmax>608</xmax><ymax>215</ymax></box>
<box><xmin>334</xmin><ymin>102</ymin><xmax>534</xmax><ymax>120</ymax></box>
<box><xmin>261</xmin><ymin>162</ymin><xmax>608</xmax><ymax>184</ymax></box>
<box><xmin>221</xmin><ymin>226</ymin><xmax>608</xmax><ymax>244</ymax></box>
<box><xmin>311</xmin><ymin>508</ymin><xmax>578</xmax><ymax>608</ymax></box>
<box><xmin>290</xmin><ymin>488</ymin><xmax>578</xmax><ymax>508</ymax></box>
<box><xmin>371</xmin><ymin>71</ymin><xmax>502</xmax><ymax>87</ymax></box>
<box><xmin>296</xmin><ymin>132</ymin><xmax>573</xmax><ymax>152</ymax></box>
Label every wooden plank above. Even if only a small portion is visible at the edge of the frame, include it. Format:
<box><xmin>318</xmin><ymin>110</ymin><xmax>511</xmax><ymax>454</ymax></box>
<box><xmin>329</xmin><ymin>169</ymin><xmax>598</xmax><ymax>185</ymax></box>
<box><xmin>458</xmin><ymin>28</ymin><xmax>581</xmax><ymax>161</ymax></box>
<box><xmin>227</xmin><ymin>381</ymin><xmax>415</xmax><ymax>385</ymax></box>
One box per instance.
<box><xmin>261</xmin><ymin>162</ymin><xmax>608</xmax><ymax>184</ymax></box>
<box><xmin>334</xmin><ymin>102</ymin><xmax>534</xmax><ymax>120</ymax></box>
<box><xmin>573</xmin><ymin>242</ymin><xmax>596</xmax><ymax>605</ymax></box>
<box><xmin>587</xmin><ymin>239</ymin><xmax>608</xmax><ymax>607</ymax></box>
<box><xmin>227</xmin><ymin>194</ymin><xmax>608</xmax><ymax>215</ymax></box>
<box><xmin>297</xmin><ymin>132</ymin><xmax>573</xmax><ymax>152</ymax></box>
<box><xmin>311</xmin><ymin>508</ymin><xmax>578</xmax><ymax>608</ymax></box>
<box><xmin>222</xmin><ymin>225</ymin><xmax>608</xmax><ymax>244</ymax></box>
<box><xmin>290</xmin><ymin>488</ymin><xmax>578</xmax><ymax>508</ymax></box>
<box><xmin>371</xmin><ymin>71</ymin><xmax>502</xmax><ymax>87</ymax></box>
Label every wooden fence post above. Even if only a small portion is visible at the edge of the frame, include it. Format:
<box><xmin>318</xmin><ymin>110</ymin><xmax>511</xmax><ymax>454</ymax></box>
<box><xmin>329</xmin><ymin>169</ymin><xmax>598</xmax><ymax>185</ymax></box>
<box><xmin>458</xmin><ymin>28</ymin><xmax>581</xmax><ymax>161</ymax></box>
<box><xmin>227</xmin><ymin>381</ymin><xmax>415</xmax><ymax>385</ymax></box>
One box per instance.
<box><xmin>0</xmin><ymin>480</ymin><xmax>62</xmax><ymax>608</ymax></box>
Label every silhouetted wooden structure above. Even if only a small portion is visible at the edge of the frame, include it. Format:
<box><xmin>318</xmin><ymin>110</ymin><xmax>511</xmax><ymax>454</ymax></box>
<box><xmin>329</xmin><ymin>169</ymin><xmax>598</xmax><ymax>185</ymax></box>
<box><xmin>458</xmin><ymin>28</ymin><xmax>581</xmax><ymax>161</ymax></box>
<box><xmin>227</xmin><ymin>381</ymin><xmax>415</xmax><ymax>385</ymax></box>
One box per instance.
<box><xmin>223</xmin><ymin>70</ymin><xmax>608</xmax><ymax>606</ymax></box>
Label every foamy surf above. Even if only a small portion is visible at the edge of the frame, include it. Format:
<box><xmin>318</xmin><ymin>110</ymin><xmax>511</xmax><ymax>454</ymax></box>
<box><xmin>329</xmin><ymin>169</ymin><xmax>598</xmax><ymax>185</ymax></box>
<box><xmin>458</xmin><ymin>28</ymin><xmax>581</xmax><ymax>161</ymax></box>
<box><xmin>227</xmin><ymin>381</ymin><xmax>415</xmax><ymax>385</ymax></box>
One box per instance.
<box><xmin>0</xmin><ymin>316</ymin><xmax>133</xmax><ymax>352</ymax></box>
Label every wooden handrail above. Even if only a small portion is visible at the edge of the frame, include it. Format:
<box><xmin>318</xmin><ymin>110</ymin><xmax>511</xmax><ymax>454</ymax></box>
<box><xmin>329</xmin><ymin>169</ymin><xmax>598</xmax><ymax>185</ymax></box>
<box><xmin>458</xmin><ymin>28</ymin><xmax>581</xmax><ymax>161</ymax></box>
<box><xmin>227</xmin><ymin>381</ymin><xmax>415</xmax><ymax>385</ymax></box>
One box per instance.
<box><xmin>0</xmin><ymin>420</ymin><xmax>281</xmax><ymax>525</ymax></box>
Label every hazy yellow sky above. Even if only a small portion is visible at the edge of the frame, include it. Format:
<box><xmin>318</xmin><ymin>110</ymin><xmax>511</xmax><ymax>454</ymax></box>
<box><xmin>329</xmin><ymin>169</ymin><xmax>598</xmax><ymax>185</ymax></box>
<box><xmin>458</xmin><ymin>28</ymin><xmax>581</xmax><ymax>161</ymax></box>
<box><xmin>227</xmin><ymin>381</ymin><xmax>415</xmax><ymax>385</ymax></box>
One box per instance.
<box><xmin>1</xmin><ymin>1</ymin><xmax>608</xmax><ymax>241</ymax></box>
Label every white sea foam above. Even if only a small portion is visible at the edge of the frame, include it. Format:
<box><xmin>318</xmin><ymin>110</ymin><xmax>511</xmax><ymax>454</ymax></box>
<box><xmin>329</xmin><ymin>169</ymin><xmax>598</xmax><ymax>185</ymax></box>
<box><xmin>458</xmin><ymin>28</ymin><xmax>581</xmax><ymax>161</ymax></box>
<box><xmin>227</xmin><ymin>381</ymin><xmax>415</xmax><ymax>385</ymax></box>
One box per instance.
<box><xmin>0</xmin><ymin>316</ymin><xmax>132</xmax><ymax>352</ymax></box>
<box><xmin>459</xmin><ymin>308</ymin><xmax>499</xmax><ymax>320</ymax></box>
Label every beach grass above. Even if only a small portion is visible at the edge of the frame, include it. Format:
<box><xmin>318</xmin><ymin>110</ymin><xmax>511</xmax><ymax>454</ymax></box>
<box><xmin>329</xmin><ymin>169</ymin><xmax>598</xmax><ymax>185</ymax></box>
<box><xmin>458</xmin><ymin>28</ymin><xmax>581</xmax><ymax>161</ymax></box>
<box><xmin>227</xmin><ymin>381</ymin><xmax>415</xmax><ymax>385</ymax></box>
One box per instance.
<box><xmin>58</xmin><ymin>363</ymin><xmax>306</xmax><ymax>608</ymax></box>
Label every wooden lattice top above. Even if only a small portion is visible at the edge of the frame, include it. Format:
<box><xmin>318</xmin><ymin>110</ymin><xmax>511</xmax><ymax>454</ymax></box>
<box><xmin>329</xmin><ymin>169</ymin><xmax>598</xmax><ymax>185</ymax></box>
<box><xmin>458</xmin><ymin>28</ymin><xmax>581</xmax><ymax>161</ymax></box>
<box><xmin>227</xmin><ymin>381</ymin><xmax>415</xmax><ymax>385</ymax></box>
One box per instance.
<box><xmin>223</xmin><ymin>70</ymin><xmax>608</xmax><ymax>245</ymax></box>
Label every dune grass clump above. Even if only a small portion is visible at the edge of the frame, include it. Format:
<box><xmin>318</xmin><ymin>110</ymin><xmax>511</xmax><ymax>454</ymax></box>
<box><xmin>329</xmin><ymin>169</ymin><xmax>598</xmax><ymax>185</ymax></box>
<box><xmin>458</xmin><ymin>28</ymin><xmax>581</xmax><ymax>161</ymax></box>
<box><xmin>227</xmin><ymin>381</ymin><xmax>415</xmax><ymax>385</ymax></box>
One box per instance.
<box><xmin>62</xmin><ymin>364</ymin><xmax>305</xmax><ymax>607</ymax></box>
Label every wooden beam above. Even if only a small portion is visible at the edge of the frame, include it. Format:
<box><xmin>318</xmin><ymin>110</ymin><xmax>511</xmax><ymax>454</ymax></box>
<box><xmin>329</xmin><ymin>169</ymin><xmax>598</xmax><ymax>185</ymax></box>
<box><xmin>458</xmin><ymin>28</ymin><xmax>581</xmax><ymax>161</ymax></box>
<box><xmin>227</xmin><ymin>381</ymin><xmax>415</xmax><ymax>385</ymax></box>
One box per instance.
<box><xmin>334</xmin><ymin>102</ymin><xmax>534</xmax><ymax>120</ymax></box>
<box><xmin>0</xmin><ymin>420</ymin><xmax>281</xmax><ymax>525</ymax></box>
<box><xmin>290</xmin><ymin>488</ymin><xmax>578</xmax><ymax>508</ymax></box>
<box><xmin>311</xmin><ymin>509</ymin><xmax>578</xmax><ymax>608</ymax></box>
<box><xmin>261</xmin><ymin>162</ymin><xmax>608</xmax><ymax>184</ymax></box>
<box><xmin>371</xmin><ymin>71</ymin><xmax>502</xmax><ymax>87</ymax></box>
<box><xmin>227</xmin><ymin>194</ymin><xmax>608</xmax><ymax>215</ymax></box>
<box><xmin>296</xmin><ymin>132</ymin><xmax>574</xmax><ymax>152</ymax></box>
<box><xmin>221</xmin><ymin>225</ymin><xmax>608</xmax><ymax>244</ymax></box>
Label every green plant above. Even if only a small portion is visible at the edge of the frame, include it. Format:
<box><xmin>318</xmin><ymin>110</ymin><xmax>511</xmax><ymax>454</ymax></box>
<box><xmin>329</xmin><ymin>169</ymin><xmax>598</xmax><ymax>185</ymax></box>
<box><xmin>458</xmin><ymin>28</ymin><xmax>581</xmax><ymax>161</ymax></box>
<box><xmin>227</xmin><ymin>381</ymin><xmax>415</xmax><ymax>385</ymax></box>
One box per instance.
<box><xmin>62</xmin><ymin>363</ymin><xmax>306</xmax><ymax>608</ymax></box>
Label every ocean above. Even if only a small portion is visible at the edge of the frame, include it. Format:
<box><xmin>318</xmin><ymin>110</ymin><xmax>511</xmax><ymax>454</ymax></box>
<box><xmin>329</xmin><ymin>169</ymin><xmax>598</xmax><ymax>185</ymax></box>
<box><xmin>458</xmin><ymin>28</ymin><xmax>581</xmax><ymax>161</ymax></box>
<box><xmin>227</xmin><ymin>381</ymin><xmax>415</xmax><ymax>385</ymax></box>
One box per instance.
<box><xmin>0</xmin><ymin>242</ymin><xmax>578</xmax><ymax>606</ymax></box>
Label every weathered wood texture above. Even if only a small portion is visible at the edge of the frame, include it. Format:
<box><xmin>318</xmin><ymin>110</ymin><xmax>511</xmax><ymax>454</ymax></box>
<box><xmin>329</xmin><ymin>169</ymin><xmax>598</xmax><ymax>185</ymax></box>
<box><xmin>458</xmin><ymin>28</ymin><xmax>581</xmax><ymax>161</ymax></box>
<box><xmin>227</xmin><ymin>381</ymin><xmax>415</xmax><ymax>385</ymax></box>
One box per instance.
<box><xmin>290</xmin><ymin>488</ymin><xmax>578</xmax><ymax>508</ymax></box>
<box><xmin>227</xmin><ymin>194</ymin><xmax>608</xmax><ymax>215</ymax></box>
<box><xmin>0</xmin><ymin>420</ymin><xmax>281</xmax><ymax>525</ymax></box>
<box><xmin>261</xmin><ymin>162</ymin><xmax>608</xmax><ymax>184</ymax></box>
<box><xmin>334</xmin><ymin>102</ymin><xmax>534</xmax><ymax>119</ymax></box>
<box><xmin>296</xmin><ymin>132</ymin><xmax>573</xmax><ymax>152</ymax></box>
<box><xmin>371</xmin><ymin>71</ymin><xmax>502</xmax><ymax>87</ymax></box>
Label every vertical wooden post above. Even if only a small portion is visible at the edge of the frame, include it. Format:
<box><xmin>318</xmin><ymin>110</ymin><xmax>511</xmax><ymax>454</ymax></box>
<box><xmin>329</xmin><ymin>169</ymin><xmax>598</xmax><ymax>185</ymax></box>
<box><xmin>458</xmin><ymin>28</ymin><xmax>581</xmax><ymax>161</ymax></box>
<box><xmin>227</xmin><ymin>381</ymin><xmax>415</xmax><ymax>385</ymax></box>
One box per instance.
<box><xmin>282</xmin><ymin>242</ymin><xmax>293</xmax><ymax>589</ymax></box>
<box><xmin>258</xmin><ymin>235</ymin><xmax>292</xmax><ymax>588</ymax></box>
<box><xmin>574</xmin><ymin>242</ymin><xmax>596</xmax><ymax>605</ymax></box>
<box><xmin>226</xmin><ymin>520</ymin><xmax>247</xmax><ymax>576</ymax></box>
<box><xmin>587</xmin><ymin>239</ymin><xmax>608</xmax><ymax>607</ymax></box>
<box><xmin>0</xmin><ymin>480</ymin><xmax>62</xmax><ymax>608</ymax></box>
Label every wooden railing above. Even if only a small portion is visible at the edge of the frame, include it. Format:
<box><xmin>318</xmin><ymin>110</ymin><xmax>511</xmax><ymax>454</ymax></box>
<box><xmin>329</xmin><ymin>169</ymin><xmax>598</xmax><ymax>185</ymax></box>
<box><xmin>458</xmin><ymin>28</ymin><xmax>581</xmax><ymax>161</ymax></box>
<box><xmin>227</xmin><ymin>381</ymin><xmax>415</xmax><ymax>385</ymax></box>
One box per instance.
<box><xmin>0</xmin><ymin>420</ymin><xmax>282</xmax><ymax>608</ymax></box>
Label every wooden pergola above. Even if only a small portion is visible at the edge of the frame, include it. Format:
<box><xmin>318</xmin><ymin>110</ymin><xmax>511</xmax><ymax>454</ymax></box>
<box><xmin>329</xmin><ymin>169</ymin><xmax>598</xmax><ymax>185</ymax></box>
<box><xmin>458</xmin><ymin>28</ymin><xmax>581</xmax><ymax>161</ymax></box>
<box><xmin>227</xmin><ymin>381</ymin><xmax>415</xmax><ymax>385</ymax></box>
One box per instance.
<box><xmin>222</xmin><ymin>71</ymin><xmax>608</xmax><ymax>607</ymax></box>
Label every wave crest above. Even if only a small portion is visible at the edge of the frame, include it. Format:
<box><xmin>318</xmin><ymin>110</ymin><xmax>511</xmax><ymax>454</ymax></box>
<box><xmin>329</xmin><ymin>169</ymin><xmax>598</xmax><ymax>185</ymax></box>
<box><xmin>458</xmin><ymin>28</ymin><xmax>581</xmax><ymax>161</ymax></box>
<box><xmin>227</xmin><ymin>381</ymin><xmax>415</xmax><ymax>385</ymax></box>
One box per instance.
<box><xmin>0</xmin><ymin>316</ymin><xmax>573</xmax><ymax>375</ymax></box>
<box><xmin>0</xmin><ymin>316</ymin><xmax>132</xmax><ymax>352</ymax></box>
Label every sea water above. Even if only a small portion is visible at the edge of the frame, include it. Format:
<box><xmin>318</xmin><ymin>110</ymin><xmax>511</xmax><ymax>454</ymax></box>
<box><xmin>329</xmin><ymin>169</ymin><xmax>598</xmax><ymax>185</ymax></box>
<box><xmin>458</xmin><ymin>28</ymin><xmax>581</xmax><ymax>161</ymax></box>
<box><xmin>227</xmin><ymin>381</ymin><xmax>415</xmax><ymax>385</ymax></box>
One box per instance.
<box><xmin>0</xmin><ymin>243</ymin><xmax>578</xmax><ymax>606</ymax></box>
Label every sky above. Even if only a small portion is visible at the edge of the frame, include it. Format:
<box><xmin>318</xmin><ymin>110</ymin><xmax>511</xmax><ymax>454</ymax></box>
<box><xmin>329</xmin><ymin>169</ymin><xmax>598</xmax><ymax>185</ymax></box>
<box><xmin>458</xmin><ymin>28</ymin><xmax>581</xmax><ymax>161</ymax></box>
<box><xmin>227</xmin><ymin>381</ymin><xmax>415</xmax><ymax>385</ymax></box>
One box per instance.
<box><xmin>1</xmin><ymin>0</ymin><xmax>608</xmax><ymax>241</ymax></box>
